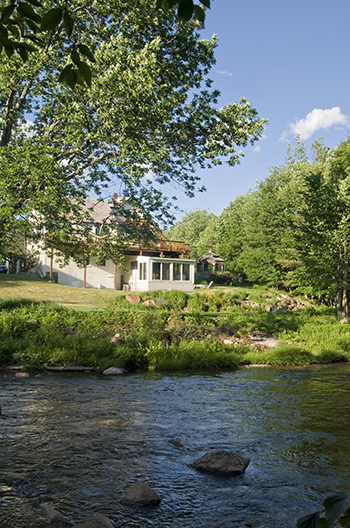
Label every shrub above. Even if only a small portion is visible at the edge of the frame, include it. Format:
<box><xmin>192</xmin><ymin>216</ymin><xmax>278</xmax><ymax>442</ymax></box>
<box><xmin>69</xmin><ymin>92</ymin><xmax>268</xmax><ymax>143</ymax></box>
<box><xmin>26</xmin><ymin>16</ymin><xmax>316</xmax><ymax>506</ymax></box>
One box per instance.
<box><xmin>243</xmin><ymin>345</ymin><xmax>315</xmax><ymax>366</ymax></box>
<box><xmin>145</xmin><ymin>338</ymin><xmax>241</xmax><ymax>371</ymax></box>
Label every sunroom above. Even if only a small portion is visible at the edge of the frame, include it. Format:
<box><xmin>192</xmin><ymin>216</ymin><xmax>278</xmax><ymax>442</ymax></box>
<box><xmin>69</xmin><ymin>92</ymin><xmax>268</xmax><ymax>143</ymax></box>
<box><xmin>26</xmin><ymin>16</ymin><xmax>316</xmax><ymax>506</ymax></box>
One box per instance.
<box><xmin>123</xmin><ymin>256</ymin><xmax>196</xmax><ymax>292</ymax></box>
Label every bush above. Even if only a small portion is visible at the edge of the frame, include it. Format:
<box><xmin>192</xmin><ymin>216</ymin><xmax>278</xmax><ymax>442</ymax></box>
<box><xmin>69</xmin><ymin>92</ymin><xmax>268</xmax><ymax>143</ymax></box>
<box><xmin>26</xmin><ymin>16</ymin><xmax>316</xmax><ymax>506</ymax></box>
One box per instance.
<box><xmin>145</xmin><ymin>338</ymin><xmax>241</xmax><ymax>370</ymax></box>
<box><xmin>243</xmin><ymin>344</ymin><xmax>315</xmax><ymax>366</ymax></box>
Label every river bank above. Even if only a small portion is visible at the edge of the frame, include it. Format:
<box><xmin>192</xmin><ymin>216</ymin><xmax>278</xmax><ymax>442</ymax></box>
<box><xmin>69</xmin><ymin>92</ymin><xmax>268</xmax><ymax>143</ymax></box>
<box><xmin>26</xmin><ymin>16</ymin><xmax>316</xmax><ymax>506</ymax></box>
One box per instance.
<box><xmin>1</xmin><ymin>276</ymin><xmax>350</xmax><ymax>370</ymax></box>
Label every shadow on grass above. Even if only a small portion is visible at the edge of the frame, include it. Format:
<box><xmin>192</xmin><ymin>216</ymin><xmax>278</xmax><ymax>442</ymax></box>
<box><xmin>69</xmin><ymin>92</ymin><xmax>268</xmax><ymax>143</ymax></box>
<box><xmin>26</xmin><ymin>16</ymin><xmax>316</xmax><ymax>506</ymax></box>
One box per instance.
<box><xmin>0</xmin><ymin>298</ymin><xmax>51</xmax><ymax>310</ymax></box>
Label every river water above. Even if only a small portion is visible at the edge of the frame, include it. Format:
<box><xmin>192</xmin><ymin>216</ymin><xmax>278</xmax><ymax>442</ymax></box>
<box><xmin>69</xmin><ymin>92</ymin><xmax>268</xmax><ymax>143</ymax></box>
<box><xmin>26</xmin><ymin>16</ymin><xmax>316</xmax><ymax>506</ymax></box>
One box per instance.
<box><xmin>1</xmin><ymin>365</ymin><xmax>350</xmax><ymax>528</ymax></box>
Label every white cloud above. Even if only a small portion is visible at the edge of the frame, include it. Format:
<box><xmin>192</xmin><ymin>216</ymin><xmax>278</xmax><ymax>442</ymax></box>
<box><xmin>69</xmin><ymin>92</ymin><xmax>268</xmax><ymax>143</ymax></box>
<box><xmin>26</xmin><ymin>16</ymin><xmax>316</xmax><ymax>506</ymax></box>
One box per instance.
<box><xmin>280</xmin><ymin>107</ymin><xmax>348</xmax><ymax>141</ymax></box>
<box><xmin>253</xmin><ymin>145</ymin><xmax>262</xmax><ymax>153</ymax></box>
<box><xmin>216</xmin><ymin>70</ymin><xmax>232</xmax><ymax>77</ymax></box>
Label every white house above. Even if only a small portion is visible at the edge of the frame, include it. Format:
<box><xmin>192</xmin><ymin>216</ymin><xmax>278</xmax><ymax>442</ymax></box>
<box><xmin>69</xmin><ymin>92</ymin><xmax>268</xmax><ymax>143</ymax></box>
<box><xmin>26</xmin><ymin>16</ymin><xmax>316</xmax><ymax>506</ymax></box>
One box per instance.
<box><xmin>35</xmin><ymin>195</ymin><xmax>196</xmax><ymax>291</ymax></box>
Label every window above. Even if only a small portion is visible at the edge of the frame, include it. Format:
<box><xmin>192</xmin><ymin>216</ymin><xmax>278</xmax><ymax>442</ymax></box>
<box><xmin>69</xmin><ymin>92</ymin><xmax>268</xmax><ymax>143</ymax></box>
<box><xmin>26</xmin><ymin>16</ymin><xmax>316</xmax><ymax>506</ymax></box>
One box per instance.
<box><xmin>162</xmin><ymin>262</ymin><xmax>171</xmax><ymax>281</ymax></box>
<box><xmin>182</xmin><ymin>263</ymin><xmax>190</xmax><ymax>281</ymax></box>
<box><xmin>139</xmin><ymin>262</ymin><xmax>147</xmax><ymax>281</ymax></box>
<box><xmin>173</xmin><ymin>262</ymin><xmax>191</xmax><ymax>281</ymax></box>
<box><xmin>152</xmin><ymin>262</ymin><xmax>161</xmax><ymax>280</ymax></box>
<box><xmin>130</xmin><ymin>261</ymin><xmax>138</xmax><ymax>271</ymax></box>
<box><xmin>173</xmin><ymin>262</ymin><xmax>182</xmax><ymax>281</ymax></box>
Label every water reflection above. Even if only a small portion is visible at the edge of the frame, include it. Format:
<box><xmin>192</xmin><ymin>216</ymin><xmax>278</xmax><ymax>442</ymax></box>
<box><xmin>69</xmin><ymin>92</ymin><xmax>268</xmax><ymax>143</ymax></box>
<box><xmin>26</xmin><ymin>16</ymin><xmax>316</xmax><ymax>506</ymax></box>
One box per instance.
<box><xmin>1</xmin><ymin>365</ymin><xmax>350</xmax><ymax>528</ymax></box>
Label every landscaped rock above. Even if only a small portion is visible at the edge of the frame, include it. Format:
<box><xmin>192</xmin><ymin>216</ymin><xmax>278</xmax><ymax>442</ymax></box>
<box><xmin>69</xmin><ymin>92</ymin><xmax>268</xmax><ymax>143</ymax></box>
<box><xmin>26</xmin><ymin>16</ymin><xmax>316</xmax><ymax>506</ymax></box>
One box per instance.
<box><xmin>125</xmin><ymin>294</ymin><xmax>141</xmax><ymax>305</ymax></box>
<box><xmin>110</xmin><ymin>333</ymin><xmax>122</xmax><ymax>344</ymax></box>
<box><xmin>120</xmin><ymin>481</ymin><xmax>162</xmax><ymax>507</ymax></box>
<box><xmin>143</xmin><ymin>299</ymin><xmax>155</xmax><ymax>306</ymax></box>
<box><xmin>75</xmin><ymin>513</ymin><xmax>114</xmax><ymax>528</ymax></box>
<box><xmin>102</xmin><ymin>367</ymin><xmax>124</xmax><ymax>375</ymax></box>
<box><xmin>192</xmin><ymin>450</ymin><xmax>250</xmax><ymax>476</ymax></box>
<box><xmin>14</xmin><ymin>372</ymin><xmax>29</xmax><ymax>378</ymax></box>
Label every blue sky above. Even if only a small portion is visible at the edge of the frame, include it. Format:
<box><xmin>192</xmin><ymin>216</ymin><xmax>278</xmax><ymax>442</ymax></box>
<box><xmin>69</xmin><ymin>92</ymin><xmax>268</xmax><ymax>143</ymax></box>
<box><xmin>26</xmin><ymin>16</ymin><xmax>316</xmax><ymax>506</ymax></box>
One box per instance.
<box><xmin>167</xmin><ymin>0</ymin><xmax>350</xmax><ymax>219</ymax></box>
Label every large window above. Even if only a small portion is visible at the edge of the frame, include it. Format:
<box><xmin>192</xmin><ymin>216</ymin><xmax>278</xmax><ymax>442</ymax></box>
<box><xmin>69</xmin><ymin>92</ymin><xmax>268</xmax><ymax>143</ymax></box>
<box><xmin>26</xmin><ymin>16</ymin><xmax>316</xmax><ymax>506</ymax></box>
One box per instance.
<box><xmin>152</xmin><ymin>262</ymin><xmax>161</xmax><ymax>280</ymax></box>
<box><xmin>162</xmin><ymin>262</ymin><xmax>171</xmax><ymax>280</ymax></box>
<box><xmin>152</xmin><ymin>262</ymin><xmax>171</xmax><ymax>281</ymax></box>
<box><xmin>182</xmin><ymin>263</ymin><xmax>190</xmax><ymax>281</ymax></box>
<box><xmin>173</xmin><ymin>262</ymin><xmax>191</xmax><ymax>281</ymax></box>
<box><xmin>139</xmin><ymin>262</ymin><xmax>147</xmax><ymax>280</ymax></box>
<box><xmin>173</xmin><ymin>262</ymin><xmax>182</xmax><ymax>281</ymax></box>
<box><xmin>130</xmin><ymin>261</ymin><xmax>138</xmax><ymax>271</ymax></box>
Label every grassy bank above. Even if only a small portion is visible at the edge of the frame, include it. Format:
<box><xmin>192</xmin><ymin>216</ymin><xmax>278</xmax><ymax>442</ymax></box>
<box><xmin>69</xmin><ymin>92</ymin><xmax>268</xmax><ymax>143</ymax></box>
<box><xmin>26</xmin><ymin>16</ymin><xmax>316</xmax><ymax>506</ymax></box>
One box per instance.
<box><xmin>0</xmin><ymin>275</ymin><xmax>349</xmax><ymax>371</ymax></box>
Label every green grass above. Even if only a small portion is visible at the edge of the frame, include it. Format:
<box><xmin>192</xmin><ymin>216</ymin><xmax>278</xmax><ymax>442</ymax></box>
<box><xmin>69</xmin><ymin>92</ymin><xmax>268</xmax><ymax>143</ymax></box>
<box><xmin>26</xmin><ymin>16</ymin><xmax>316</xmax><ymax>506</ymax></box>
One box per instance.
<box><xmin>0</xmin><ymin>275</ymin><xmax>348</xmax><ymax>370</ymax></box>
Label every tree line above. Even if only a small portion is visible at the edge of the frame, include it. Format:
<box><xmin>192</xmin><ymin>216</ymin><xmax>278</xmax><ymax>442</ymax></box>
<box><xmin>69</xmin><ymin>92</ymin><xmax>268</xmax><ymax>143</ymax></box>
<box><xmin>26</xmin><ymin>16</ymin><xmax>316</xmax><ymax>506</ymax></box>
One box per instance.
<box><xmin>165</xmin><ymin>137</ymin><xmax>350</xmax><ymax>323</ymax></box>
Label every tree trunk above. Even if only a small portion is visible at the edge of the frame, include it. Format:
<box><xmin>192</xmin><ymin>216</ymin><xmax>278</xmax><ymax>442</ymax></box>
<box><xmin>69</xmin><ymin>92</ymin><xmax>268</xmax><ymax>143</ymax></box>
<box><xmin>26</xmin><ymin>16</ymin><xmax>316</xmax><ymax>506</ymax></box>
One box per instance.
<box><xmin>338</xmin><ymin>242</ymin><xmax>348</xmax><ymax>324</ymax></box>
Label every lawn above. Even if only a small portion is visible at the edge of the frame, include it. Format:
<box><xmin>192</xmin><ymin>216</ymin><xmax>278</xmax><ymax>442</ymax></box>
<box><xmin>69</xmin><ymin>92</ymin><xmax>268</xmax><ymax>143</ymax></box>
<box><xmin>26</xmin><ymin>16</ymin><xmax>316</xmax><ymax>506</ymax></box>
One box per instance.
<box><xmin>0</xmin><ymin>273</ymin><xmax>125</xmax><ymax>310</ymax></box>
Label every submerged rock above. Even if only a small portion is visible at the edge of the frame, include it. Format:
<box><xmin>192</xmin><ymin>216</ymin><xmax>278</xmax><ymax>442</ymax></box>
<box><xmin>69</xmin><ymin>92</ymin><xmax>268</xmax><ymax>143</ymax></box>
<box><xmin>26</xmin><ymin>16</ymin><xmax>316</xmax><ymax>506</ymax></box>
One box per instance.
<box><xmin>41</xmin><ymin>503</ymin><xmax>74</xmax><ymax>526</ymax></box>
<box><xmin>75</xmin><ymin>513</ymin><xmax>113</xmax><ymax>528</ymax></box>
<box><xmin>192</xmin><ymin>450</ymin><xmax>250</xmax><ymax>476</ymax></box>
<box><xmin>41</xmin><ymin>504</ymin><xmax>113</xmax><ymax>528</ymax></box>
<box><xmin>120</xmin><ymin>481</ymin><xmax>162</xmax><ymax>507</ymax></box>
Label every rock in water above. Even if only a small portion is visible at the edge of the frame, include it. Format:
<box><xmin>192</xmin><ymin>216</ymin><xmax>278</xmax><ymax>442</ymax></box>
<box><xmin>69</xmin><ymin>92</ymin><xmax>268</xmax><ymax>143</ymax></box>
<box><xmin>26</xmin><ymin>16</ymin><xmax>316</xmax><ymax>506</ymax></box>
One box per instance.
<box><xmin>102</xmin><ymin>367</ymin><xmax>124</xmax><ymax>375</ymax></box>
<box><xmin>120</xmin><ymin>481</ymin><xmax>162</xmax><ymax>507</ymax></box>
<box><xmin>41</xmin><ymin>503</ymin><xmax>74</xmax><ymax>526</ymax></box>
<box><xmin>75</xmin><ymin>513</ymin><xmax>113</xmax><ymax>528</ymax></box>
<box><xmin>192</xmin><ymin>450</ymin><xmax>250</xmax><ymax>476</ymax></box>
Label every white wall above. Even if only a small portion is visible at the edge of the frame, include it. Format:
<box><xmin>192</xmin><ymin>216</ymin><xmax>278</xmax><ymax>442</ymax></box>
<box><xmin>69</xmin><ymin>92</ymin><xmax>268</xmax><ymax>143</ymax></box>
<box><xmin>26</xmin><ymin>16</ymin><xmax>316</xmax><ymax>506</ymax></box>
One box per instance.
<box><xmin>38</xmin><ymin>254</ymin><xmax>195</xmax><ymax>292</ymax></box>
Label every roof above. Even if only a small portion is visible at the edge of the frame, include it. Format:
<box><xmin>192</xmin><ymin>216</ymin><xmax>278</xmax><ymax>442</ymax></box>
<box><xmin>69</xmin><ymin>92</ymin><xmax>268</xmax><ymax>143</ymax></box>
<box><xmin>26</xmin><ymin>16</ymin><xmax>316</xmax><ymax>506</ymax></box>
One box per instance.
<box><xmin>198</xmin><ymin>249</ymin><xmax>225</xmax><ymax>264</ymax></box>
<box><xmin>80</xmin><ymin>198</ymin><xmax>125</xmax><ymax>225</ymax></box>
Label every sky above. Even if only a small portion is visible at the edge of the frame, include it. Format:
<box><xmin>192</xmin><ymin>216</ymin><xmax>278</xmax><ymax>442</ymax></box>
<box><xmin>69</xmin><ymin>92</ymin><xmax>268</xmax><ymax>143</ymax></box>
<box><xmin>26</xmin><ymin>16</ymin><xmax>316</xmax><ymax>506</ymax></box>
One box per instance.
<box><xmin>164</xmin><ymin>0</ymin><xmax>350</xmax><ymax>219</ymax></box>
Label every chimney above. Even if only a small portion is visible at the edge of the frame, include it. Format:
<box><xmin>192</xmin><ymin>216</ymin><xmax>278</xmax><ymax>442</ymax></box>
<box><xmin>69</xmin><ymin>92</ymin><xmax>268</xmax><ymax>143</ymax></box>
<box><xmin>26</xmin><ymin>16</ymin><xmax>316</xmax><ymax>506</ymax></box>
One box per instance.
<box><xmin>112</xmin><ymin>193</ymin><xmax>118</xmax><ymax>201</ymax></box>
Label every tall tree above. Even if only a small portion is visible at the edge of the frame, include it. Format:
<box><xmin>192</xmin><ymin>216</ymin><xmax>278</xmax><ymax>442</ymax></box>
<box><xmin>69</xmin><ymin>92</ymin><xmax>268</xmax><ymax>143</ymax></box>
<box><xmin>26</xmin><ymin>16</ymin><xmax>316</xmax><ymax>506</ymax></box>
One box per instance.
<box><xmin>297</xmin><ymin>137</ymin><xmax>350</xmax><ymax>322</ymax></box>
<box><xmin>0</xmin><ymin>0</ymin><xmax>266</xmax><ymax>264</ymax></box>
<box><xmin>237</xmin><ymin>139</ymin><xmax>308</xmax><ymax>288</ymax></box>
<box><xmin>215</xmin><ymin>192</ymin><xmax>252</xmax><ymax>275</ymax></box>
<box><xmin>163</xmin><ymin>208</ymin><xmax>216</xmax><ymax>259</ymax></box>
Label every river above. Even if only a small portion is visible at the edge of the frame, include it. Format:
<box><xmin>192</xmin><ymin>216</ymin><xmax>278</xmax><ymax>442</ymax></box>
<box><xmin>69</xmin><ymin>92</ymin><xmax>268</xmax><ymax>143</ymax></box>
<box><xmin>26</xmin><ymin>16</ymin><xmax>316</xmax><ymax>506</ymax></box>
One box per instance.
<box><xmin>1</xmin><ymin>365</ymin><xmax>350</xmax><ymax>528</ymax></box>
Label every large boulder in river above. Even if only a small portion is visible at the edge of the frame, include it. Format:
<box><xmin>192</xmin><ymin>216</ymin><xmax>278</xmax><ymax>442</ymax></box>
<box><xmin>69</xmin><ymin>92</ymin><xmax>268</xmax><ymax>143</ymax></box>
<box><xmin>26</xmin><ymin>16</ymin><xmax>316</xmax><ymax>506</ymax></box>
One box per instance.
<box><xmin>120</xmin><ymin>481</ymin><xmax>162</xmax><ymax>507</ymax></box>
<box><xmin>192</xmin><ymin>450</ymin><xmax>250</xmax><ymax>476</ymax></box>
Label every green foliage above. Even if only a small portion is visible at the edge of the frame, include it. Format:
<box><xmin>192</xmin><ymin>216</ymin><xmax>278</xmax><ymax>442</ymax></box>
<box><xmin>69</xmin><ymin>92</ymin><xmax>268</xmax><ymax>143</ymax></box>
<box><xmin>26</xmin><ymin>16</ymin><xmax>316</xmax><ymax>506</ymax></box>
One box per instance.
<box><xmin>297</xmin><ymin>492</ymin><xmax>350</xmax><ymax>528</ymax></box>
<box><xmin>164</xmin><ymin>209</ymin><xmax>217</xmax><ymax>259</ymax></box>
<box><xmin>1</xmin><ymin>286</ymin><xmax>350</xmax><ymax>370</ymax></box>
<box><xmin>0</xmin><ymin>0</ymin><xmax>265</xmax><ymax>266</ymax></box>
<box><xmin>244</xmin><ymin>344</ymin><xmax>315</xmax><ymax>367</ymax></box>
<box><xmin>145</xmin><ymin>338</ymin><xmax>241</xmax><ymax>370</ymax></box>
<box><xmin>0</xmin><ymin>0</ymin><xmax>209</xmax><ymax>90</ymax></box>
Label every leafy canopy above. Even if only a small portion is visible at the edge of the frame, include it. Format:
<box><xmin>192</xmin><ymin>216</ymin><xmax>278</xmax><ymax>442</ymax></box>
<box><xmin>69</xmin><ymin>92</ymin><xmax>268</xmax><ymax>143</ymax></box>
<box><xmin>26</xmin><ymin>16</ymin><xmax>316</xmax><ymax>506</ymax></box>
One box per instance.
<box><xmin>0</xmin><ymin>0</ymin><xmax>266</xmax><ymax>264</ymax></box>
